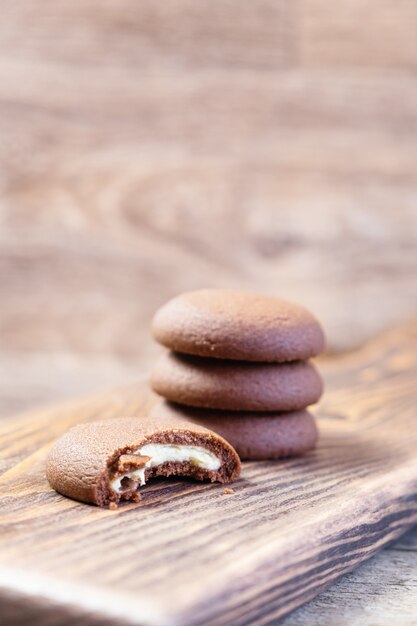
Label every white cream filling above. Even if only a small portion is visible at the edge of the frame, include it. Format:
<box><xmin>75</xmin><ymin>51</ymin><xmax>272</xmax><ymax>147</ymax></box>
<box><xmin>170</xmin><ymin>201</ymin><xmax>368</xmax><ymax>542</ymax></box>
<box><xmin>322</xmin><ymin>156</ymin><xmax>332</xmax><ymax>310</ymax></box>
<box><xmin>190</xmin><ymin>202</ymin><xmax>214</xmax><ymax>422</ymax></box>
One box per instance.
<box><xmin>110</xmin><ymin>444</ymin><xmax>221</xmax><ymax>494</ymax></box>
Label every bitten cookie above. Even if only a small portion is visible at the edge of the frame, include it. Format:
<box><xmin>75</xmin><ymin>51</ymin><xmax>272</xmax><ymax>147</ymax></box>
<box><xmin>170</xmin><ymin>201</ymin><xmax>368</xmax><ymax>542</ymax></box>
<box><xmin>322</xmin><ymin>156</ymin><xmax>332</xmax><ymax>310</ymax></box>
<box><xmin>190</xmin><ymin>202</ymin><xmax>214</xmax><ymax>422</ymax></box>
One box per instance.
<box><xmin>151</xmin><ymin>352</ymin><xmax>323</xmax><ymax>411</ymax></box>
<box><xmin>151</xmin><ymin>289</ymin><xmax>325</xmax><ymax>362</ymax></box>
<box><xmin>151</xmin><ymin>400</ymin><xmax>318</xmax><ymax>461</ymax></box>
<box><xmin>46</xmin><ymin>416</ymin><xmax>241</xmax><ymax>508</ymax></box>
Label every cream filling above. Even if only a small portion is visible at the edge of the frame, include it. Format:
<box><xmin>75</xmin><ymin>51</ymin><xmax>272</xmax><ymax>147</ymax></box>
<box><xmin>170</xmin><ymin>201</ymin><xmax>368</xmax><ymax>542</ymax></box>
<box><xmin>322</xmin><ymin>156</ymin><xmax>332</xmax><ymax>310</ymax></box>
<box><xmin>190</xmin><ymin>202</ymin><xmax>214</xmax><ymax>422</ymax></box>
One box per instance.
<box><xmin>110</xmin><ymin>444</ymin><xmax>221</xmax><ymax>494</ymax></box>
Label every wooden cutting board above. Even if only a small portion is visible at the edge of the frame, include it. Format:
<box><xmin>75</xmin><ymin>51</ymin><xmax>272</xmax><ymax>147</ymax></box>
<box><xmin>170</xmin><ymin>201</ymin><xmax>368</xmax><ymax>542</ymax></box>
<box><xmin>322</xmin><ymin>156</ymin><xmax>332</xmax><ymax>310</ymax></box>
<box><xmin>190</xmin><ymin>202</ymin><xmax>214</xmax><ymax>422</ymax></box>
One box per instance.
<box><xmin>1</xmin><ymin>321</ymin><xmax>417</xmax><ymax>626</ymax></box>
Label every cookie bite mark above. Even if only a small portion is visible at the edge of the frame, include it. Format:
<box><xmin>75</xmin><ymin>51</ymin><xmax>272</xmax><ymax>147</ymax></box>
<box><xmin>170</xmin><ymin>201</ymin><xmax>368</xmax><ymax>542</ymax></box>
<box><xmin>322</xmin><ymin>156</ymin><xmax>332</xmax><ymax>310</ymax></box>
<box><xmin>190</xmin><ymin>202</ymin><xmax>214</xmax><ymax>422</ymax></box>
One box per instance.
<box><xmin>109</xmin><ymin>443</ymin><xmax>221</xmax><ymax>498</ymax></box>
<box><xmin>46</xmin><ymin>417</ymin><xmax>241</xmax><ymax>508</ymax></box>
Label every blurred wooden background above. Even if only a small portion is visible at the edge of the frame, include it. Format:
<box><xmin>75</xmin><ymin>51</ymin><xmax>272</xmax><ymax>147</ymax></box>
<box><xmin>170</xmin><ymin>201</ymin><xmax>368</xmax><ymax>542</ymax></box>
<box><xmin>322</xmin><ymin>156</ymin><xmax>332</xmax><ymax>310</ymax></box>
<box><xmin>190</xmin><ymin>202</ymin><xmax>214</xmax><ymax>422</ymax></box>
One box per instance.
<box><xmin>1</xmin><ymin>0</ymin><xmax>417</xmax><ymax>417</ymax></box>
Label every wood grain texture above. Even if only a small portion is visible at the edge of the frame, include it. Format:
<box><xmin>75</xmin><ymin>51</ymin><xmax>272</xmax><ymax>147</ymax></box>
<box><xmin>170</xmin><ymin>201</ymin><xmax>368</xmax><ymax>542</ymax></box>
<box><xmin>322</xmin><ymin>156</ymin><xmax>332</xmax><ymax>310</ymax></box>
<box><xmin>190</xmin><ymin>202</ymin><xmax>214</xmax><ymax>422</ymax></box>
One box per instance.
<box><xmin>300</xmin><ymin>0</ymin><xmax>417</xmax><ymax>68</ymax></box>
<box><xmin>0</xmin><ymin>320</ymin><xmax>417</xmax><ymax>626</ymax></box>
<box><xmin>280</xmin><ymin>526</ymin><xmax>417</xmax><ymax>626</ymax></box>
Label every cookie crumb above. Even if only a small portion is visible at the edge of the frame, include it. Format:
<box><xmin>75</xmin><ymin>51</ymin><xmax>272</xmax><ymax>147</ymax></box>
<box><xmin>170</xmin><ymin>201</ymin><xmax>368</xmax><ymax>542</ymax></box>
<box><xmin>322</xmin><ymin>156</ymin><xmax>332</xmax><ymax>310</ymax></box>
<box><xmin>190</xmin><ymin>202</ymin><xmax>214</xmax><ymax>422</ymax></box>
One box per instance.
<box><xmin>222</xmin><ymin>488</ymin><xmax>235</xmax><ymax>495</ymax></box>
<box><xmin>108</xmin><ymin>501</ymin><xmax>118</xmax><ymax>511</ymax></box>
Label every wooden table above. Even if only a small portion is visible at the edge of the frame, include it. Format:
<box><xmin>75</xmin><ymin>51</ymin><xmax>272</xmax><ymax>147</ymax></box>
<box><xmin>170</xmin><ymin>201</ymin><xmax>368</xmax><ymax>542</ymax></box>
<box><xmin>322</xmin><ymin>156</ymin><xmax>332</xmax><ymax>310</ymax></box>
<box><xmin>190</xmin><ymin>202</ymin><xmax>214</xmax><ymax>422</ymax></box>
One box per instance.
<box><xmin>1</xmin><ymin>320</ymin><xmax>417</xmax><ymax>625</ymax></box>
<box><xmin>1</xmin><ymin>2</ymin><xmax>417</xmax><ymax>624</ymax></box>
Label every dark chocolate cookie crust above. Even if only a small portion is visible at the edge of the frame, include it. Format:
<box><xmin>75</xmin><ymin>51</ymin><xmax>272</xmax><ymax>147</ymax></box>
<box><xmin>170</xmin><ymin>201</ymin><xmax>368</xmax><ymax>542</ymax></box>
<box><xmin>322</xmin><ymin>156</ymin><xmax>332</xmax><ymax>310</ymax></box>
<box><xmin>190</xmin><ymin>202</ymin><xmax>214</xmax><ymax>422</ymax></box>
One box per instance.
<box><xmin>151</xmin><ymin>289</ymin><xmax>325</xmax><ymax>362</ymax></box>
<box><xmin>151</xmin><ymin>401</ymin><xmax>318</xmax><ymax>461</ymax></box>
<box><xmin>46</xmin><ymin>416</ymin><xmax>241</xmax><ymax>507</ymax></box>
<box><xmin>151</xmin><ymin>352</ymin><xmax>323</xmax><ymax>411</ymax></box>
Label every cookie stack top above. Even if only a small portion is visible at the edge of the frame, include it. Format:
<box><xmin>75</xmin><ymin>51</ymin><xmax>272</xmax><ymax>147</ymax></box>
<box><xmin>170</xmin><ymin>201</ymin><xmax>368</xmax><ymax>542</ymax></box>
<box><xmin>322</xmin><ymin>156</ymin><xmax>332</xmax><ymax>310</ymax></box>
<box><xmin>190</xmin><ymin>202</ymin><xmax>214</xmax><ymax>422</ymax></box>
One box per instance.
<box><xmin>151</xmin><ymin>289</ymin><xmax>325</xmax><ymax>363</ymax></box>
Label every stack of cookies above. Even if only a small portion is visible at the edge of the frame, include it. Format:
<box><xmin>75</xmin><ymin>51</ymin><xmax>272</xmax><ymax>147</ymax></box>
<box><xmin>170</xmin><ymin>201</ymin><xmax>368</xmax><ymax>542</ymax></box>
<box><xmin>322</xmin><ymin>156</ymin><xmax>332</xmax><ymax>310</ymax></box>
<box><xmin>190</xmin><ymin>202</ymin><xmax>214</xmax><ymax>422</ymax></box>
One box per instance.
<box><xmin>150</xmin><ymin>289</ymin><xmax>325</xmax><ymax>460</ymax></box>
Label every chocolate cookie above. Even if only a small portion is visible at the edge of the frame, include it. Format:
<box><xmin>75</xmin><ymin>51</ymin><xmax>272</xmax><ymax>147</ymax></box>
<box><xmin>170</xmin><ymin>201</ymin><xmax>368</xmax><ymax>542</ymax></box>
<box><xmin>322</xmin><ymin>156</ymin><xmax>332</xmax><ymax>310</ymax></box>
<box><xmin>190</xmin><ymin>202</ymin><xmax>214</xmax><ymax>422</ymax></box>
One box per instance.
<box><xmin>151</xmin><ymin>289</ymin><xmax>325</xmax><ymax>362</ymax></box>
<box><xmin>151</xmin><ymin>352</ymin><xmax>323</xmax><ymax>411</ymax></box>
<box><xmin>46</xmin><ymin>416</ymin><xmax>241</xmax><ymax>508</ymax></box>
<box><xmin>151</xmin><ymin>400</ymin><xmax>318</xmax><ymax>460</ymax></box>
